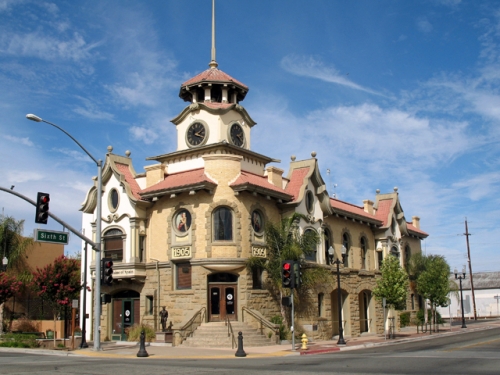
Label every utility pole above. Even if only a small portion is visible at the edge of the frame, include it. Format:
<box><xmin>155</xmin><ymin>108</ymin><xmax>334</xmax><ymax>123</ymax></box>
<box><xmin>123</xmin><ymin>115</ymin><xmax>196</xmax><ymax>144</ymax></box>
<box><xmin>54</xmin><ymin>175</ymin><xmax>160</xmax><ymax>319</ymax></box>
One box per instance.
<box><xmin>464</xmin><ymin>218</ymin><xmax>477</xmax><ymax>320</ymax></box>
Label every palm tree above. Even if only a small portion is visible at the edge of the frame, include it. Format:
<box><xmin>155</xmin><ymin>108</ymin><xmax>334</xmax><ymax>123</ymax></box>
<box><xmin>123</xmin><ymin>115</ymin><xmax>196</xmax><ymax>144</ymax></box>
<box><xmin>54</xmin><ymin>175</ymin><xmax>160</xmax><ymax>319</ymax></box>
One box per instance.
<box><xmin>0</xmin><ymin>216</ymin><xmax>34</xmax><ymax>333</ymax></box>
<box><xmin>246</xmin><ymin>213</ymin><xmax>331</xmax><ymax>334</ymax></box>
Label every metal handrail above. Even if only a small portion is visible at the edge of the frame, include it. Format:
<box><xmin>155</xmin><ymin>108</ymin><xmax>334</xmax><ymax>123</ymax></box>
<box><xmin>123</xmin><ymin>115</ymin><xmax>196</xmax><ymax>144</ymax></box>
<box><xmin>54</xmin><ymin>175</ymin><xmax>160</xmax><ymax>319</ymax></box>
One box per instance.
<box><xmin>242</xmin><ymin>307</ymin><xmax>279</xmax><ymax>343</ymax></box>
<box><xmin>225</xmin><ymin>316</ymin><xmax>237</xmax><ymax>349</ymax></box>
<box><xmin>174</xmin><ymin>307</ymin><xmax>206</xmax><ymax>346</ymax></box>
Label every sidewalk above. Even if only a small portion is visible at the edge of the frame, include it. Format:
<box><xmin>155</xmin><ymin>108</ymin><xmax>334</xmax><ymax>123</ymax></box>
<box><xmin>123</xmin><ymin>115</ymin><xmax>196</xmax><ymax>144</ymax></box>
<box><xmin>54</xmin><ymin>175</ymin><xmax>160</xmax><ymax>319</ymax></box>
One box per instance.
<box><xmin>2</xmin><ymin>319</ymin><xmax>499</xmax><ymax>359</ymax></box>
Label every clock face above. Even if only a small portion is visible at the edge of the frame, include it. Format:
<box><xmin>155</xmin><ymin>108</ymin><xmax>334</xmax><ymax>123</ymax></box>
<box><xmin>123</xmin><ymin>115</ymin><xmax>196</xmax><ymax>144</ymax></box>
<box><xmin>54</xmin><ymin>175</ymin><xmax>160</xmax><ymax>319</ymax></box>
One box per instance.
<box><xmin>230</xmin><ymin>123</ymin><xmax>245</xmax><ymax>147</ymax></box>
<box><xmin>186</xmin><ymin>122</ymin><xmax>207</xmax><ymax>147</ymax></box>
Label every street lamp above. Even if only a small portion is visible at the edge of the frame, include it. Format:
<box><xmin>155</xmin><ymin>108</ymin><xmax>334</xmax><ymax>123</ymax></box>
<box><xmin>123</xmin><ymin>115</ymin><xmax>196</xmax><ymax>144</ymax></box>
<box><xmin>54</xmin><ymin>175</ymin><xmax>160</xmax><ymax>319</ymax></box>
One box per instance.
<box><xmin>454</xmin><ymin>266</ymin><xmax>467</xmax><ymax>329</ymax></box>
<box><xmin>2</xmin><ymin>257</ymin><xmax>7</xmax><ymax>272</ymax></box>
<box><xmin>328</xmin><ymin>245</ymin><xmax>347</xmax><ymax>345</ymax></box>
<box><xmin>26</xmin><ymin>114</ymin><xmax>103</xmax><ymax>351</ymax></box>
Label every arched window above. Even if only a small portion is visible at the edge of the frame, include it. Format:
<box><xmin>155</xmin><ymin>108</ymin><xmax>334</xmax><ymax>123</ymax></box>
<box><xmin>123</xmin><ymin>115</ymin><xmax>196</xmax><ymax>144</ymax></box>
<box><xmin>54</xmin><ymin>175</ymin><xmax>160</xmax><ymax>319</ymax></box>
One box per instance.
<box><xmin>304</xmin><ymin>229</ymin><xmax>317</xmax><ymax>262</ymax></box>
<box><xmin>342</xmin><ymin>232</ymin><xmax>350</xmax><ymax>267</ymax></box>
<box><xmin>404</xmin><ymin>245</ymin><xmax>411</xmax><ymax>268</ymax></box>
<box><xmin>360</xmin><ymin>237</ymin><xmax>367</xmax><ymax>270</ymax></box>
<box><xmin>103</xmin><ymin>228</ymin><xmax>123</xmax><ymax>262</ymax></box>
<box><xmin>324</xmin><ymin>229</ymin><xmax>332</xmax><ymax>265</ymax></box>
<box><xmin>213</xmin><ymin>207</ymin><xmax>233</xmax><ymax>241</ymax></box>
<box><xmin>390</xmin><ymin>246</ymin><xmax>400</xmax><ymax>258</ymax></box>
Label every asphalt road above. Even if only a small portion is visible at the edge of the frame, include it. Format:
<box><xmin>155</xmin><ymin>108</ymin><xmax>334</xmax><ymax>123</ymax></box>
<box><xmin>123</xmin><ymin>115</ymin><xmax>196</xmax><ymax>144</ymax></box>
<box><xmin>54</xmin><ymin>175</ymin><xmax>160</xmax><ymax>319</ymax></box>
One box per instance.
<box><xmin>1</xmin><ymin>327</ymin><xmax>499</xmax><ymax>375</ymax></box>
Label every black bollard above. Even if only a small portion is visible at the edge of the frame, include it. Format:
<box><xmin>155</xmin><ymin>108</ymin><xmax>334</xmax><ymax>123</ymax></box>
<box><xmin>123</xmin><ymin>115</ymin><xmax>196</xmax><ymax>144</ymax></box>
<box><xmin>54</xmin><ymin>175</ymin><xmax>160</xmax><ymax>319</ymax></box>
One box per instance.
<box><xmin>235</xmin><ymin>331</ymin><xmax>247</xmax><ymax>357</ymax></box>
<box><xmin>136</xmin><ymin>330</ymin><xmax>149</xmax><ymax>357</ymax></box>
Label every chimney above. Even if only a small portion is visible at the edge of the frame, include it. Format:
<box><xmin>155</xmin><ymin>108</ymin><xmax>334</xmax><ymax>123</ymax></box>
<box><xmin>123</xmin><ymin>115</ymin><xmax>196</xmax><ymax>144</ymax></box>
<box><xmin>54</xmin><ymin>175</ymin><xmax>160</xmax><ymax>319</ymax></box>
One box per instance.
<box><xmin>144</xmin><ymin>163</ymin><xmax>166</xmax><ymax>188</ymax></box>
<box><xmin>412</xmin><ymin>216</ymin><xmax>420</xmax><ymax>229</ymax></box>
<box><xmin>363</xmin><ymin>199</ymin><xmax>374</xmax><ymax>215</ymax></box>
<box><xmin>266</xmin><ymin>166</ymin><xmax>284</xmax><ymax>188</ymax></box>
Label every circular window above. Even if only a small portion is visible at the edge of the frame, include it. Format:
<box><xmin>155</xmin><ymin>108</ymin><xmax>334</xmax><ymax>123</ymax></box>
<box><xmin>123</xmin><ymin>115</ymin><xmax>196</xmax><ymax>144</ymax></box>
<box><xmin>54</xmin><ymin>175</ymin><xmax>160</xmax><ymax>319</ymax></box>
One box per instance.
<box><xmin>173</xmin><ymin>209</ymin><xmax>191</xmax><ymax>235</ymax></box>
<box><xmin>251</xmin><ymin>210</ymin><xmax>264</xmax><ymax>233</ymax></box>
<box><xmin>305</xmin><ymin>190</ymin><xmax>314</xmax><ymax>213</ymax></box>
<box><xmin>109</xmin><ymin>189</ymin><xmax>119</xmax><ymax>212</ymax></box>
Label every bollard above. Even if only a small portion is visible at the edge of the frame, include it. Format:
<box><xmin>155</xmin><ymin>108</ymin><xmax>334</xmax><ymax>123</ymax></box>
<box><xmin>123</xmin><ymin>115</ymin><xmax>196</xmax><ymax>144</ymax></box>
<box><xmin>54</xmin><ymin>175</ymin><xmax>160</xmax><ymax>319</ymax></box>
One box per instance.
<box><xmin>301</xmin><ymin>333</ymin><xmax>308</xmax><ymax>350</ymax></box>
<box><xmin>235</xmin><ymin>331</ymin><xmax>247</xmax><ymax>357</ymax></box>
<box><xmin>136</xmin><ymin>330</ymin><xmax>149</xmax><ymax>357</ymax></box>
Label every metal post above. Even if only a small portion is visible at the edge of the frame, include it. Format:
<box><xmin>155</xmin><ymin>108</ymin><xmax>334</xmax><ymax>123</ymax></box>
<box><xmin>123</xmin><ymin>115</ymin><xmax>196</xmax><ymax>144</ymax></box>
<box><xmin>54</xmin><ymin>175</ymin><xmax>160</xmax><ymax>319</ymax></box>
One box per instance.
<box><xmin>457</xmin><ymin>275</ymin><xmax>467</xmax><ymax>328</ymax></box>
<box><xmin>80</xmin><ymin>243</ymin><xmax>88</xmax><ymax>348</ymax></box>
<box><xmin>291</xmin><ymin>287</ymin><xmax>295</xmax><ymax>350</ymax></box>
<box><xmin>94</xmin><ymin>160</ymin><xmax>102</xmax><ymax>350</ymax></box>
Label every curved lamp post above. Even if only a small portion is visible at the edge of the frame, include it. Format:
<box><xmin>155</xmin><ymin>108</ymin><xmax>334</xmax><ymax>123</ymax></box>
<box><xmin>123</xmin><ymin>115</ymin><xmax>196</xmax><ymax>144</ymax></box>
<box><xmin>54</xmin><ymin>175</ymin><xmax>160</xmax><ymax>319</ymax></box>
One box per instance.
<box><xmin>454</xmin><ymin>266</ymin><xmax>467</xmax><ymax>329</ymax></box>
<box><xmin>26</xmin><ymin>114</ymin><xmax>102</xmax><ymax>351</ymax></box>
<box><xmin>328</xmin><ymin>245</ymin><xmax>347</xmax><ymax>345</ymax></box>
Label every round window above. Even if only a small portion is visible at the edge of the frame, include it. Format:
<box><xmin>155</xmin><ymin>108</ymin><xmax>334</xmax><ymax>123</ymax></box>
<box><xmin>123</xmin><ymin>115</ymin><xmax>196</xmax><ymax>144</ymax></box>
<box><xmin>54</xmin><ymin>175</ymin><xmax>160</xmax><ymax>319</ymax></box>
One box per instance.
<box><xmin>251</xmin><ymin>210</ymin><xmax>263</xmax><ymax>233</ymax></box>
<box><xmin>174</xmin><ymin>209</ymin><xmax>191</xmax><ymax>234</ymax></box>
<box><xmin>305</xmin><ymin>190</ymin><xmax>314</xmax><ymax>213</ymax></box>
<box><xmin>109</xmin><ymin>189</ymin><xmax>119</xmax><ymax>211</ymax></box>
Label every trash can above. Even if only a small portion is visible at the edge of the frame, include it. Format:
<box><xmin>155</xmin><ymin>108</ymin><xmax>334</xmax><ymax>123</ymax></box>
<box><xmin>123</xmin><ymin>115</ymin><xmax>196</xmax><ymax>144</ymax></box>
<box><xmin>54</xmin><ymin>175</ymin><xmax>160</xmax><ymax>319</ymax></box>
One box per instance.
<box><xmin>46</xmin><ymin>330</ymin><xmax>54</xmax><ymax>339</ymax></box>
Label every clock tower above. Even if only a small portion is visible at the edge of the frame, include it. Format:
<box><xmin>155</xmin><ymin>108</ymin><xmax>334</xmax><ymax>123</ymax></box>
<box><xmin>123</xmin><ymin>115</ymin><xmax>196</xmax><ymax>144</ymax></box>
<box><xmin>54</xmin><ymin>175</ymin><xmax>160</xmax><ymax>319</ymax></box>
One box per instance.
<box><xmin>172</xmin><ymin>1</ymin><xmax>256</xmax><ymax>152</ymax></box>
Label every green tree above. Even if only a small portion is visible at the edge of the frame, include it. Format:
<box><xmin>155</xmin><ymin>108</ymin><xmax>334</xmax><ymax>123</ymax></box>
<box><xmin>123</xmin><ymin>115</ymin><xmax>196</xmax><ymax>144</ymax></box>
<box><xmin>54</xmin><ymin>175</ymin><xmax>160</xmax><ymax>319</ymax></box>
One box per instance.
<box><xmin>246</xmin><ymin>213</ymin><xmax>331</xmax><ymax>330</ymax></box>
<box><xmin>416</xmin><ymin>255</ymin><xmax>451</xmax><ymax>330</ymax></box>
<box><xmin>373</xmin><ymin>255</ymin><xmax>408</xmax><ymax>311</ymax></box>
<box><xmin>0</xmin><ymin>216</ymin><xmax>34</xmax><ymax>333</ymax></box>
<box><xmin>31</xmin><ymin>255</ymin><xmax>83</xmax><ymax>345</ymax></box>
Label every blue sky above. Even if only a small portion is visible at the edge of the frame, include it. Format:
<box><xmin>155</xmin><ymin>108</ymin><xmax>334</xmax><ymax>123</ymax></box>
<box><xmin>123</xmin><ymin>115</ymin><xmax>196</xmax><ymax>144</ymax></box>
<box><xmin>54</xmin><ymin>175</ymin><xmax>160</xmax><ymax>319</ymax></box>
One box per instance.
<box><xmin>0</xmin><ymin>0</ymin><xmax>499</xmax><ymax>272</ymax></box>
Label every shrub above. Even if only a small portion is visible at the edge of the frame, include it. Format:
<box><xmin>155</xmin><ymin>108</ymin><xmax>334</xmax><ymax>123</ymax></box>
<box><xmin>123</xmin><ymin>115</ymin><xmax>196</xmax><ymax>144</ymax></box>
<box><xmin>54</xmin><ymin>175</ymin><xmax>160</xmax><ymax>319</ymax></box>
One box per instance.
<box><xmin>270</xmin><ymin>315</ymin><xmax>288</xmax><ymax>340</ymax></box>
<box><xmin>0</xmin><ymin>333</ymin><xmax>39</xmax><ymax>348</ymax></box>
<box><xmin>416</xmin><ymin>309</ymin><xmax>444</xmax><ymax>324</ymax></box>
<box><xmin>127</xmin><ymin>323</ymin><xmax>156</xmax><ymax>342</ymax></box>
<box><xmin>15</xmin><ymin>318</ymin><xmax>39</xmax><ymax>333</ymax></box>
<box><xmin>400</xmin><ymin>312</ymin><xmax>410</xmax><ymax>327</ymax></box>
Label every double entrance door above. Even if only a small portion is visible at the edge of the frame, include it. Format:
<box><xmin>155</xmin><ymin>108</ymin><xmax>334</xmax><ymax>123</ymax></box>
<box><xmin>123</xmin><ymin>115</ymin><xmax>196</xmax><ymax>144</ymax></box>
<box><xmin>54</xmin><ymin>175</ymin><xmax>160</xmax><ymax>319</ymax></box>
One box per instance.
<box><xmin>209</xmin><ymin>284</ymin><xmax>237</xmax><ymax>322</ymax></box>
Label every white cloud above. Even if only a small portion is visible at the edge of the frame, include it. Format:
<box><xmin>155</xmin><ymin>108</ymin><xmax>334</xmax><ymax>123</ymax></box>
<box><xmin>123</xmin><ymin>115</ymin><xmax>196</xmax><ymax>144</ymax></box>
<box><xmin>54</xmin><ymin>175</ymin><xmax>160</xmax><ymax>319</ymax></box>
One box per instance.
<box><xmin>3</xmin><ymin>134</ymin><xmax>33</xmax><ymax>146</ymax></box>
<box><xmin>0</xmin><ymin>31</ymin><xmax>101</xmax><ymax>62</ymax></box>
<box><xmin>281</xmin><ymin>55</ymin><xmax>387</xmax><ymax>97</ymax></box>
<box><xmin>416</xmin><ymin>17</ymin><xmax>433</xmax><ymax>33</ymax></box>
<box><xmin>129</xmin><ymin>126</ymin><xmax>160</xmax><ymax>145</ymax></box>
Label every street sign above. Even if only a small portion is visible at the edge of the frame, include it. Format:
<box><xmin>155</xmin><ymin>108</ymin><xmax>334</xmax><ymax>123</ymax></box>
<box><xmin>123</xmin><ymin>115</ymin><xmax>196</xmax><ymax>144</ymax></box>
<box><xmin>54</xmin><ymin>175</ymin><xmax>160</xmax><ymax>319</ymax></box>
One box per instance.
<box><xmin>34</xmin><ymin>229</ymin><xmax>69</xmax><ymax>245</ymax></box>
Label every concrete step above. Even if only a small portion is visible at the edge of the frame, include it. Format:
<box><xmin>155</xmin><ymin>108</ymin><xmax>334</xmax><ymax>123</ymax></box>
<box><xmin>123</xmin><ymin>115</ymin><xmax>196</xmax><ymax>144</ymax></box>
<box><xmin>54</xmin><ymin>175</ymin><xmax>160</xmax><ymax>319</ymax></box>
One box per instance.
<box><xmin>181</xmin><ymin>321</ymin><xmax>274</xmax><ymax>348</ymax></box>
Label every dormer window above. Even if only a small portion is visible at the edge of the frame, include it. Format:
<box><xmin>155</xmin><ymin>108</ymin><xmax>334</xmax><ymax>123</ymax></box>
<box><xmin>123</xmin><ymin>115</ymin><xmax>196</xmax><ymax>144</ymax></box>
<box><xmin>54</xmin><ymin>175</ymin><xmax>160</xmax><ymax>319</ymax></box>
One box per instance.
<box><xmin>306</xmin><ymin>190</ymin><xmax>314</xmax><ymax>213</ymax></box>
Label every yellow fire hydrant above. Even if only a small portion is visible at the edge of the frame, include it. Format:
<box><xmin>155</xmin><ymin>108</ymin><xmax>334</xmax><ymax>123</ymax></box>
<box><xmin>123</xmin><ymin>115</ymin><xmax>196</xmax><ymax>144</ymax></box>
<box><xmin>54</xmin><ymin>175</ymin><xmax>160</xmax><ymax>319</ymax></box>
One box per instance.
<box><xmin>301</xmin><ymin>333</ymin><xmax>308</xmax><ymax>350</ymax></box>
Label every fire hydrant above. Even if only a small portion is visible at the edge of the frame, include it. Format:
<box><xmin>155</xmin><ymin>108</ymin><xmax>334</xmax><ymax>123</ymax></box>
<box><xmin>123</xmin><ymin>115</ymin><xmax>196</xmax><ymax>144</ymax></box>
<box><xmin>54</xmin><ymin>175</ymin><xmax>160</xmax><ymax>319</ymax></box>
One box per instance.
<box><xmin>301</xmin><ymin>333</ymin><xmax>308</xmax><ymax>350</ymax></box>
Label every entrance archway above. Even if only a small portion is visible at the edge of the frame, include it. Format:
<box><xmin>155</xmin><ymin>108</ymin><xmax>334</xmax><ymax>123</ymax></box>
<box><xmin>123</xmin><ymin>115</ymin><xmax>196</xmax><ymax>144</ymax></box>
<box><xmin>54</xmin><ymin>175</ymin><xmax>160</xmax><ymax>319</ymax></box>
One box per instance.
<box><xmin>208</xmin><ymin>273</ymin><xmax>238</xmax><ymax>322</ymax></box>
<box><xmin>111</xmin><ymin>290</ymin><xmax>140</xmax><ymax>341</ymax></box>
<box><xmin>358</xmin><ymin>290</ymin><xmax>374</xmax><ymax>334</ymax></box>
<box><xmin>331</xmin><ymin>289</ymin><xmax>350</xmax><ymax>336</ymax></box>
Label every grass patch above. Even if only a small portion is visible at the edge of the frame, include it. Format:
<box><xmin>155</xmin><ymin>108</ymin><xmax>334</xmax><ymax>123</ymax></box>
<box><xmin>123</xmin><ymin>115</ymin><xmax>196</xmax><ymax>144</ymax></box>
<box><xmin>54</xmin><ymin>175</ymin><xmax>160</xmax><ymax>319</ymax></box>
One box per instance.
<box><xmin>0</xmin><ymin>333</ymin><xmax>40</xmax><ymax>348</ymax></box>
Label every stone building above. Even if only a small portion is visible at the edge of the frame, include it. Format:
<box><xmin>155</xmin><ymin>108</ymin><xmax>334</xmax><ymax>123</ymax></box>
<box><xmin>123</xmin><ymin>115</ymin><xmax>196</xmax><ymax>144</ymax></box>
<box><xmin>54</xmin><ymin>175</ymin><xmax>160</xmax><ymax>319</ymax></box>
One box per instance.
<box><xmin>80</xmin><ymin>9</ymin><xmax>428</xmax><ymax>344</ymax></box>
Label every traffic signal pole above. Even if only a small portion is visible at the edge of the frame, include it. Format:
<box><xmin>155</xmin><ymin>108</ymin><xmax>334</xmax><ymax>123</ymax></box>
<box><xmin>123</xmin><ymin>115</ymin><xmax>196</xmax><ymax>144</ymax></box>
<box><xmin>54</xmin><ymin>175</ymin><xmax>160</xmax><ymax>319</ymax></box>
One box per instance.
<box><xmin>291</xmin><ymin>286</ymin><xmax>295</xmax><ymax>351</ymax></box>
<box><xmin>0</xmin><ymin>186</ymin><xmax>97</xmax><ymax>249</ymax></box>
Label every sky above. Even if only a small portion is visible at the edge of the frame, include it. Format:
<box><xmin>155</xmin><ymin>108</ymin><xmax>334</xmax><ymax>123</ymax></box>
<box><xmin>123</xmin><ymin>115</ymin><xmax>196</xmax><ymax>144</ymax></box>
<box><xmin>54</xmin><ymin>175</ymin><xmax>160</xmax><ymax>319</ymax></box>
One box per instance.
<box><xmin>0</xmin><ymin>0</ymin><xmax>499</xmax><ymax>273</ymax></box>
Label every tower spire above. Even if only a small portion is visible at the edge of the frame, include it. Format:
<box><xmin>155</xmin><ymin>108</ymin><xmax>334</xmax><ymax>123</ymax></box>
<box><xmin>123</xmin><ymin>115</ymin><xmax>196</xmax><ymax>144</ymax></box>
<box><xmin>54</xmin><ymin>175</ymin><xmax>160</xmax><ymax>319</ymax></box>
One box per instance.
<box><xmin>209</xmin><ymin>0</ymin><xmax>218</xmax><ymax>69</ymax></box>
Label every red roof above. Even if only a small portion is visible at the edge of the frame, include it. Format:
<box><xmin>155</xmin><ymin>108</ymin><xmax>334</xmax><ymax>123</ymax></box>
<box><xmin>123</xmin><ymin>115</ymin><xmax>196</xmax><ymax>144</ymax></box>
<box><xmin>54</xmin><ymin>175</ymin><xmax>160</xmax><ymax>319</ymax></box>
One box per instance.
<box><xmin>181</xmin><ymin>68</ymin><xmax>248</xmax><ymax>89</ymax></box>
<box><xmin>231</xmin><ymin>170</ymin><xmax>291</xmax><ymax>197</ymax></box>
<box><xmin>330</xmin><ymin>198</ymin><xmax>382</xmax><ymax>223</ymax></box>
<box><xmin>284</xmin><ymin>167</ymin><xmax>310</xmax><ymax>201</ymax></box>
<box><xmin>374</xmin><ymin>199</ymin><xmax>393</xmax><ymax>226</ymax></box>
<box><xmin>141</xmin><ymin>168</ymin><xmax>216</xmax><ymax>194</ymax></box>
<box><xmin>115</xmin><ymin>163</ymin><xmax>142</xmax><ymax>200</ymax></box>
<box><xmin>407</xmin><ymin>222</ymin><xmax>429</xmax><ymax>237</ymax></box>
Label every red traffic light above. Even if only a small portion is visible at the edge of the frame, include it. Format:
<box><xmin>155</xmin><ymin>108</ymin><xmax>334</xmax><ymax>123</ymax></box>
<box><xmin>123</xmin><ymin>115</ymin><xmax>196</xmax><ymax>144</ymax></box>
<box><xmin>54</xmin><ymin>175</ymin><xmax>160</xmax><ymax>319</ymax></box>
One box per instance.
<box><xmin>35</xmin><ymin>192</ymin><xmax>50</xmax><ymax>224</ymax></box>
<box><xmin>104</xmin><ymin>260</ymin><xmax>113</xmax><ymax>269</ymax></box>
<box><xmin>283</xmin><ymin>262</ymin><xmax>291</xmax><ymax>270</ymax></box>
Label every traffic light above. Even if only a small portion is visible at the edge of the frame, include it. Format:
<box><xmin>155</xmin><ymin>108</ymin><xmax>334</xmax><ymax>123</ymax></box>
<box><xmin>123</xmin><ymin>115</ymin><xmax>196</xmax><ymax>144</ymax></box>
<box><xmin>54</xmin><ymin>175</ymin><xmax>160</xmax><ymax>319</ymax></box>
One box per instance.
<box><xmin>35</xmin><ymin>192</ymin><xmax>50</xmax><ymax>224</ymax></box>
<box><xmin>101</xmin><ymin>258</ymin><xmax>114</xmax><ymax>286</ymax></box>
<box><xmin>293</xmin><ymin>261</ymin><xmax>302</xmax><ymax>289</ymax></box>
<box><xmin>281</xmin><ymin>260</ymin><xmax>295</xmax><ymax>289</ymax></box>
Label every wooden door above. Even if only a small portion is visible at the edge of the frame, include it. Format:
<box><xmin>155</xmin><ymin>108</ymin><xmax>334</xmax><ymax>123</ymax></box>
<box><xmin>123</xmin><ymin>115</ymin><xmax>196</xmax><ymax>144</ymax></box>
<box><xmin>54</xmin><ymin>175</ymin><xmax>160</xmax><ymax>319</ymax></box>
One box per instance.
<box><xmin>209</xmin><ymin>284</ymin><xmax>237</xmax><ymax>322</ymax></box>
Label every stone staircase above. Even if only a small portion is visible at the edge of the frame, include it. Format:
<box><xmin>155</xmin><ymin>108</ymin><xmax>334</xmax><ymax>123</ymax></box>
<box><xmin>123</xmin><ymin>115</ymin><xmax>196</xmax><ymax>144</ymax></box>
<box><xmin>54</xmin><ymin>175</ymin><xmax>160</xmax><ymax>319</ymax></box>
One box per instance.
<box><xmin>181</xmin><ymin>321</ymin><xmax>274</xmax><ymax>348</ymax></box>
